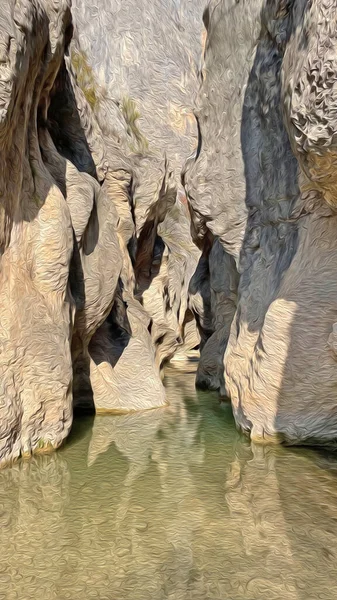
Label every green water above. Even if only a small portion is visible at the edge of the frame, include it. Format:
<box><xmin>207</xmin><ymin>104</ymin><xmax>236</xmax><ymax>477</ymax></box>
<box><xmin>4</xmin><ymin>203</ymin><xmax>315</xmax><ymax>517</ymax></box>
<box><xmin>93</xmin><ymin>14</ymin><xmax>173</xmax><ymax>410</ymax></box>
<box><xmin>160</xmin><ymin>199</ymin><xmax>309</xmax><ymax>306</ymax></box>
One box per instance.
<box><xmin>1</xmin><ymin>366</ymin><xmax>337</xmax><ymax>599</ymax></box>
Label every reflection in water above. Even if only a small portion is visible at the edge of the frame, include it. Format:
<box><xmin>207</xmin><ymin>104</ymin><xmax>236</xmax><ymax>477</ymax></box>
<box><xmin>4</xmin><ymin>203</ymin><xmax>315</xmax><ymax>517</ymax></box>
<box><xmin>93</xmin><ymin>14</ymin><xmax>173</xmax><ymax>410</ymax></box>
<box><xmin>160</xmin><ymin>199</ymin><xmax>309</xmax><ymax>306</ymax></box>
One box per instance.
<box><xmin>1</xmin><ymin>366</ymin><xmax>337</xmax><ymax>598</ymax></box>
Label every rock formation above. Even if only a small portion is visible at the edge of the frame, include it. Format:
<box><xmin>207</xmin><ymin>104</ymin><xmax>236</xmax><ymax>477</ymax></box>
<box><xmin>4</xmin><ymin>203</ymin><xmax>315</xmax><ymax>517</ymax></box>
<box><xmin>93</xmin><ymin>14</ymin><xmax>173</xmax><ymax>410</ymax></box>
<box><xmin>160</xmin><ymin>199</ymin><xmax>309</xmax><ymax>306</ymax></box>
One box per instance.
<box><xmin>0</xmin><ymin>0</ymin><xmax>202</xmax><ymax>467</ymax></box>
<box><xmin>0</xmin><ymin>0</ymin><xmax>75</xmax><ymax>466</ymax></box>
<box><xmin>183</xmin><ymin>0</ymin><xmax>263</xmax><ymax>390</ymax></box>
<box><xmin>185</xmin><ymin>0</ymin><xmax>337</xmax><ymax>445</ymax></box>
<box><xmin>71</xmin><ymin>0</ymin><xmax>205</xmax><ymax>367</ymax></box>
<box><xmin>71</xmin><ymin>0</ymin><xmax>205</xmax><ymax>180</ymax></box>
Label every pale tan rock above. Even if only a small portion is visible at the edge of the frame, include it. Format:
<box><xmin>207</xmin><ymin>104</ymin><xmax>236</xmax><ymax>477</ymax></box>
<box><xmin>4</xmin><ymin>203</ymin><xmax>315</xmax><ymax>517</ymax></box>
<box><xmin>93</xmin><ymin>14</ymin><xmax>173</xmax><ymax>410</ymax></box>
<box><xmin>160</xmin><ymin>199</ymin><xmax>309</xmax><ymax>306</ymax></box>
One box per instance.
<box><xmin>183</xmin><ymin>0</ymin><xmax>262</xmax><ymax>391</ymax></box>
<box><xmin>188</xmin><ymin>0</ymin><xmax>337</xmax><ymax>445</ymax></box>
<box><xmin>226</xmin><ymin>0</ymin><xmax>337</xmax><ymax>445</ymax></box>
<box><xmin>0</xmin><ymin>0</ymin><xmax>74</xmax><ymax>464</ymax></box>
<box><xmin>0</xmin><ymin>0</ymin><xmax>174</xmax><ymax>466</ymax></box>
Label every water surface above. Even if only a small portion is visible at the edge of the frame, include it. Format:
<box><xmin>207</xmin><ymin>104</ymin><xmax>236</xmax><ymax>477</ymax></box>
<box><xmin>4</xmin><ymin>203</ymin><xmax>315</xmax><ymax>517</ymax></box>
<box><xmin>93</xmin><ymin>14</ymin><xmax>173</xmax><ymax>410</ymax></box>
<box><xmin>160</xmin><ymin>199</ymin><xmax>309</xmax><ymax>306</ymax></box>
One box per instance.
<box><xmin>1</xmin><ymin>366</ymin><xmax>337</xmax><ymax>599</ymax></box>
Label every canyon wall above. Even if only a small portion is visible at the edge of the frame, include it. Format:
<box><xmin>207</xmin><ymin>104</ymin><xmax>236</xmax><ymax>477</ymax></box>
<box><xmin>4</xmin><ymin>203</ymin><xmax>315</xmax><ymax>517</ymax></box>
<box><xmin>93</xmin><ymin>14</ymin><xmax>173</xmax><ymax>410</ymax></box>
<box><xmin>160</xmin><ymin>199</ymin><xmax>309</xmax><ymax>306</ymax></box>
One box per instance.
<box><xmin>3</xmin><ymin>0</ymin><xmax>336</xmax><ymax>468</ymax></box>
<box><xmin>72</xmin><ymin>0</ymin><xmax>205</xmax><ymax>368</ymax></box>
<box><xmin>185</xmin><ymin>0</ymin><xmax>337</xmax><ymax>445</ymax></box>
<box><xmin>0</xmin><ymin>0</ymin><xmax>202</xmax><ymax>467</ymax></box>
<box><xmin>71</xmin><ymin>0</ymin><xmax>205</xmax><ymax>180</ymax></box>
<box><xmin>183</xmin><ymin>0</ymin><xmax>263</xmax><ymax>390</ymax></box>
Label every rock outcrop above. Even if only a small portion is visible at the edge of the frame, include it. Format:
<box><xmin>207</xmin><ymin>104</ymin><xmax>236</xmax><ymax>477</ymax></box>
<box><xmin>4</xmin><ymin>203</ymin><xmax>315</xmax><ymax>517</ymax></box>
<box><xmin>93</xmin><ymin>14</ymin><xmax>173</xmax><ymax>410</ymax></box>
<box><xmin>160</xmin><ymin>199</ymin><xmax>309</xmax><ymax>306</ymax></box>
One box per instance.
<box><xmin>0</xmin><ymin>0</ymin><xmax>205</xmax><ymax>466</ymax></box>
<box><xmin>185</xmin><ymin>0</ymin><xmax>337</xmax><ymax>445</ymax></box>
<box><xmin>183</xmin><ymin>0</ymin><xmax>263</xmax><ymax>390</ymax></box>
<box><xmin>0</xmin><ymin>0</ymin><xmax>75</xmax><ymax>466</ymax></box>
<box><xmin>71</xmin><ymin>0</ymin><xmax>205</xmax><ymax>367</ymax></box>
<box><xmin>71</xmin><ymin>0</ymin><xmax>205</xmax><ymax>181</ymax></box>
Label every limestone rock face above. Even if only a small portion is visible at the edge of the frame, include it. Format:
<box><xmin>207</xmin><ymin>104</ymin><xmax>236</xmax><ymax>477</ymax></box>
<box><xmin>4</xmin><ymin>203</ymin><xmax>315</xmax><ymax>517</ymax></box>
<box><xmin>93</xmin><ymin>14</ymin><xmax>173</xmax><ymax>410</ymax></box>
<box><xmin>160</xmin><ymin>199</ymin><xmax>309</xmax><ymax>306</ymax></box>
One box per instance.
<box><xmin>0</xmin><ymin>0</ymin><xmax>181</xmax><ymax>466</ymax></box>
<box><xmin>0</xmin><ymin>0</ymin><xmax>75</xmax><ymax>465</ymax></box>
<box><xmin>71</xmin><ymin>0</ymin><xmax>204</xmax><ymax>366</ymax></box>
<box><xmin>226</xmin><ymin>0</ymin><xmax>337</xmax><ymax>445</ymax></box>
<box><xmin>183</xmin><ymin>0</ymin><xmax>263</xmax><ymax>390</ymax></box>
<box><xmin>71</xmin><ymin>0</ymin><xmax>205</xmax><ymax>180</ymax></box>
<box><xmin>187</xmin><ymin>0</ymin><xmax>337</xmax><ymax>445</ymax></box>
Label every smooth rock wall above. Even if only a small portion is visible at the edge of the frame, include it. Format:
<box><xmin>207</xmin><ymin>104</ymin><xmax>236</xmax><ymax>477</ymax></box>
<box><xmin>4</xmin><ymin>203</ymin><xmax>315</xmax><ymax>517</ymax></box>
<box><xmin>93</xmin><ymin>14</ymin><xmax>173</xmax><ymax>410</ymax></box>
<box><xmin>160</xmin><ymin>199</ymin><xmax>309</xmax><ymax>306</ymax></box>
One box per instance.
<box><xmin>226</xmin><ymin>0</ymin><xmax>337</xmax><ymax>445</ymax></box>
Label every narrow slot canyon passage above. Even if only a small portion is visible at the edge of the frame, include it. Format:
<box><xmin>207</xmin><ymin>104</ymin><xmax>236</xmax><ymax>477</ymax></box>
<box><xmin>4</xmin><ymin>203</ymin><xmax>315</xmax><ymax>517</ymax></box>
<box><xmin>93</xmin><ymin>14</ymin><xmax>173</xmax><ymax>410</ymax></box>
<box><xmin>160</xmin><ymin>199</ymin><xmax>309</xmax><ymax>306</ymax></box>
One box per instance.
<box><xmin>2</xmin><ymin>0</ymin><xmax>337</xmax><ymax>597</ymax></box>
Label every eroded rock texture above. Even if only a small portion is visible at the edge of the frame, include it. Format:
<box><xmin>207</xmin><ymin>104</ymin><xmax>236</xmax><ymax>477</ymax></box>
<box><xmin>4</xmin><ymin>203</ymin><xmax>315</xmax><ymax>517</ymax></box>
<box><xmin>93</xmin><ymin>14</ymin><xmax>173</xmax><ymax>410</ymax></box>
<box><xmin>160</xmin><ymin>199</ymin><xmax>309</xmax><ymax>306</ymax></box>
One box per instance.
<box><xmin>71</xmin><ymin>0</ymin><xmax>205</xmax><ymax>180</ymax></box>
<box><xmin>227</xmin><ymin>0</ymin><xmax>337</xmax><ymax>445</ymax></box>
<box><xmin>183</xmin><ymin>0</ymin><xmax>263</xmax><ymax>390</ymax></box>
<box><xmin>0</xmin><ymin>0</ymin><xmax>205</xmax><ymax>466</ymax></box>
<box><xmin>0</xmin><ymin>0</ymin><xmax>75</xmax><ymax>465</ymax></box>
<box><xmin>187</xmin><ymin>0</ymin><xmax>337</xmax><ymax>445</ymax></box>
<box><xmin>71</xmin><ymin>0</ymin><xmax>204</xmax><ymax>366</ymax></box>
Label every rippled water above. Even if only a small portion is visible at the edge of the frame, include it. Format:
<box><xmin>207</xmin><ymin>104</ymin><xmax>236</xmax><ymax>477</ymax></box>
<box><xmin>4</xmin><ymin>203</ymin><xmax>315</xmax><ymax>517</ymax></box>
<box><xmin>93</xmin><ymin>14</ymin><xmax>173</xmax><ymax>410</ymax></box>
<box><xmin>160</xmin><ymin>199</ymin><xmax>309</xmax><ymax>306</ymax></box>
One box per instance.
<box><xmin>1</xmin><ymin>366</ymin><xmax>337</xmax><ymax>599</ymax></box>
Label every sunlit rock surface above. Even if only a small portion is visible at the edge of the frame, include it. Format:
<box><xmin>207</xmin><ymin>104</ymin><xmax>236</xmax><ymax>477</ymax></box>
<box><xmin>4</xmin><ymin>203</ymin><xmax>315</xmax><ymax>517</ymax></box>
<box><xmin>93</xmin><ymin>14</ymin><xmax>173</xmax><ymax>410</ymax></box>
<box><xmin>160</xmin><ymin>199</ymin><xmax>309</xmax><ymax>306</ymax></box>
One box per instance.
<box><xmin>186</xmin><ymin>0</ymin><xmax>337</xmax><ymax>444</ymax></box>
<box><xmin>0</xmin><ymin>0</ymin><xmax>205</xmax><ymax>466</ymax></box>
<box><xmin>226</xmin><ymin>0</ymin><xmax>337</xmax><ymax>445</ymax></box>
<box><xmin>0</xmin><ymin>0</ymin><xmax>75</xmax><ymax>465</ymax></box>
<box><xmin>72</xmin><ymin>0</ymin><xmax>204</xmax><ymax>367</ymax></box>
<box><xmin>71</xmin><ymin>0</ymin><xmax>205</xmax><ymax>180</ymax></box>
